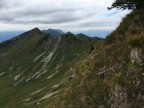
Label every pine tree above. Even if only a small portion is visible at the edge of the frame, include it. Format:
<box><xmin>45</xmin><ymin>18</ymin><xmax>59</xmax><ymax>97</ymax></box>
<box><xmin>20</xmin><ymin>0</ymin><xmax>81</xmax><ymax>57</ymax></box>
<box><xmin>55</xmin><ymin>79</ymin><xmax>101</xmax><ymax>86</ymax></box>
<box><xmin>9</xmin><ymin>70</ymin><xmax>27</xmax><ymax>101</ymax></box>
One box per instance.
<box><xmin>108</xmin><ymin>0</ymin><xmax>144</xmax><ymax>10</ymax></box>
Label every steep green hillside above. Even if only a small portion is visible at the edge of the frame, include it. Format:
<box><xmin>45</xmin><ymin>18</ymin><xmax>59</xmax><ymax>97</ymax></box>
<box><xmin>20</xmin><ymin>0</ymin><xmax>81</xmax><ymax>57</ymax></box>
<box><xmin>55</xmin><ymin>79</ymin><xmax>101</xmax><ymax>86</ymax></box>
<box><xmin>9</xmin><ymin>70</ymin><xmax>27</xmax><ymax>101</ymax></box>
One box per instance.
<box><xmin>0</xmin><ymin>28</ymin><xmax>101</xmax><ymax>108</ymax></box>
<box><xmin>106</xmin><ymin>8</ymin><xmax>144</xmax><ymax>44</ymax></box>
<box><xmin>47</xmin><ymin>8</ymin><xmax>144</xmax><ymax>108</ymax></box>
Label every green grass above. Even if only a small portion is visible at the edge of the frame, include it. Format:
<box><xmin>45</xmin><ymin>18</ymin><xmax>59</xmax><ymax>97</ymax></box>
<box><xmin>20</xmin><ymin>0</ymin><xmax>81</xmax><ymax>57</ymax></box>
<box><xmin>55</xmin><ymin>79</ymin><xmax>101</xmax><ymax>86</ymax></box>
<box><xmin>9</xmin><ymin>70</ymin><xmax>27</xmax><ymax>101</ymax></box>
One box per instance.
<box><xmin>0</xmin><ymin>29</ymin><xmax>100</xmax><ymax>108</ymax></box>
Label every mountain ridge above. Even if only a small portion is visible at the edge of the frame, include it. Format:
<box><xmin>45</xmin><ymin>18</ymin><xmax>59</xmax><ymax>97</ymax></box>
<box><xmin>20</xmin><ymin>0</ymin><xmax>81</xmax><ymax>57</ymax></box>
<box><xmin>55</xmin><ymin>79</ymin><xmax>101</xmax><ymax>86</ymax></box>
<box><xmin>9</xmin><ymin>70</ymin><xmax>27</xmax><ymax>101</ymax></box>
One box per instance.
<box><xmin>42</xmin><ymin>28</ymin><xmax>65</xmax><ymax>37</ymax></box>
<box><xmin>0</xmin><ymin>28</ymin><xmax>99</xmax><ymax>43</ymax></box>
<box><xmin>0</xmin><ymin>26</ymin><xmax>101</xmax><ymax>108</ymax></box>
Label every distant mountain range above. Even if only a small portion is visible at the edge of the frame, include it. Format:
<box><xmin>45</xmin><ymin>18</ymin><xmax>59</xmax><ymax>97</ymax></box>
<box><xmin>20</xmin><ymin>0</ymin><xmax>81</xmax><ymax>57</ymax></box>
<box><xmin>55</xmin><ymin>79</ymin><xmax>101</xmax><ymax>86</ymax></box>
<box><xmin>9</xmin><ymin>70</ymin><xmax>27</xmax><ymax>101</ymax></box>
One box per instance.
<box><xmin>0</xmin><ymin>28</ymin><xmax>65</xmax><ymax>42</ymax></box>
<box><xmin>0</xmin><ymin>28</ymin><xmax>101</xmax><ymax>43</ymax></box>
<box><xmin>42</xmin><ymin>28</ymin><xmax>65</xmax><ymax>36</ymax></box>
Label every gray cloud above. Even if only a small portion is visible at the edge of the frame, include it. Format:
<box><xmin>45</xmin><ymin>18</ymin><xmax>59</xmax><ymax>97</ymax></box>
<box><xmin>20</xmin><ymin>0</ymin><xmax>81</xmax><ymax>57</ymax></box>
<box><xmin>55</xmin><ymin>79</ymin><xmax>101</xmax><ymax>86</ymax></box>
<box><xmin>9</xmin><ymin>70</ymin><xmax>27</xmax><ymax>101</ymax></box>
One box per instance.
<box><xmin>0</xmin><ymin>10</ymin><xmax>81</xmax><ymax>24</ymax></box>
<box><xmin>12</xmin><ymin>14</ymin><xmax>81</xmax><ymax>24</ymax></box>
<box><xmin>0</xmin><ymin>0</ymin><xmax>85</xmax><ymax>24</ymax></box>
<box><xmin>0</xmin><ymin>0</ymin><xmax>130</xmax><ymax>35</ymax></box>
<box><xmin>0</xmin><ymin>0</ymin><xmax>22</xmax><ymax>9</ymax></box>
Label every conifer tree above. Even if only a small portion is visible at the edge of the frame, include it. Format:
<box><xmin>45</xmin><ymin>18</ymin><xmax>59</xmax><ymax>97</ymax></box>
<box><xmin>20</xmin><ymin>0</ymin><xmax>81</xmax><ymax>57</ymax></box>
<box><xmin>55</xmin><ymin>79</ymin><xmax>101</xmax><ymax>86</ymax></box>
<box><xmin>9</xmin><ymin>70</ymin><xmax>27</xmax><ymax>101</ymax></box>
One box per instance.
<box><xmin>108</xmin><ymin>0</ymin><xmax>144</xmax><ymax>10</ymax></box>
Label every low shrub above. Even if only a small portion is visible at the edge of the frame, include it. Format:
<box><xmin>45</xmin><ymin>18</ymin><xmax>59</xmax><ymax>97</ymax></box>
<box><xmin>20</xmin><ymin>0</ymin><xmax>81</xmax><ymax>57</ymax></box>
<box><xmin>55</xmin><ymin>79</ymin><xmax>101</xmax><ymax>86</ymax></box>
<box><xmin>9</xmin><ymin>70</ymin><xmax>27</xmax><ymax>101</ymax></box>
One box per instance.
<box><xmin>127</xmin><ymin>35</ymin><xmax>144</xmax><ymax>48</ymax></box>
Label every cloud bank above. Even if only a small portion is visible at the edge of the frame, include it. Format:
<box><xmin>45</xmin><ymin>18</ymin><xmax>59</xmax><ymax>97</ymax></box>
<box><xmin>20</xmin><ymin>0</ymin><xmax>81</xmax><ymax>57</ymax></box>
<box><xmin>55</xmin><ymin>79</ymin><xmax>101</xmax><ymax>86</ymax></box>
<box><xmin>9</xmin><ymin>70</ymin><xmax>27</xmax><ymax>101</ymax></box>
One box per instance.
<box><xmin>0</xmin><ymin>0</ymin><xmax>130</xmax><ymax>36</ymax></box>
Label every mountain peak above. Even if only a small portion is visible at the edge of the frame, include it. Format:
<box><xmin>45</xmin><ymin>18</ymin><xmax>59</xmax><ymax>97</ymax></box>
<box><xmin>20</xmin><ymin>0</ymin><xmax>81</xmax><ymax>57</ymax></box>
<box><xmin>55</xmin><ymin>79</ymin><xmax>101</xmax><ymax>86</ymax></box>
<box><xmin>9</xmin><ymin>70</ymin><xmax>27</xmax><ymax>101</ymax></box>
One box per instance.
<box><xmin>77</xmin><ymin>33</ymin><xmax>87</xmax><ymax>36</ymax></box>
<box><xmin>76</xmin><ymin>33</ymin><xmax>91</xmax><ymax>41</ymax></box>
<box><xmin>66</xmin><ymin>31</ymin><xmax>74</xmax><ymax>35</ymax></box>
<box><xmin>30</xmin><ymin>27</ymin><xmax>41</xmax><ymax>33</ymax></box>
<box><xmin>22</xmin><ymin>27</ymin><xmax>42</xmax><ymax>36</ymax></box>
<box><xmin>42</xmin><ymin>28</ymin><xmax>65</xmax><ymax>36</ymax></box>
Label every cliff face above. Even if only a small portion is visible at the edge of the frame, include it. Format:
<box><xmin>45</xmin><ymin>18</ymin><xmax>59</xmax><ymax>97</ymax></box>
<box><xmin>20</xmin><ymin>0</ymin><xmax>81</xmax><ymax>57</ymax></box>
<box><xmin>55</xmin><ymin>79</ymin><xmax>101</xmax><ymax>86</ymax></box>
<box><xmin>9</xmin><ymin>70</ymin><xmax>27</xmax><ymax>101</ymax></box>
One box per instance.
<box><xmin>48</xmin><ymin>8</ymin><xmax>144</xmax><ymax>108</ymax></box>
<box><xmin>131</xmin><ymin>47</ymin><xmax>144</xmax><ymax>64</ymax></box>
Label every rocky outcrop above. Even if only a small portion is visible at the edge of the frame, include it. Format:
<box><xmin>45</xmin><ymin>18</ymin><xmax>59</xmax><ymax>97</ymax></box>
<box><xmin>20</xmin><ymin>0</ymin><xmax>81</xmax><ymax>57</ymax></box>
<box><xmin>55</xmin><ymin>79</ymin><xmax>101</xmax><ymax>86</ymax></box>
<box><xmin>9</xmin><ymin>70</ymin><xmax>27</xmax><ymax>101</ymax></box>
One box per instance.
<box><xmin>130</xmin><ymin>47</ymin><xmax>144</xmax><ymax>65</ymax></box>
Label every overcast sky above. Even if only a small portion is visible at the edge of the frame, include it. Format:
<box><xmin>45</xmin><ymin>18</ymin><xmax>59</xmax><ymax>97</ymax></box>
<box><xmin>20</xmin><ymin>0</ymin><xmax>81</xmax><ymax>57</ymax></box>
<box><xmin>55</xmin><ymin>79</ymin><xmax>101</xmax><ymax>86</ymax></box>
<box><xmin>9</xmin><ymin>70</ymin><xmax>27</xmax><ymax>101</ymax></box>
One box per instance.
<box><xmin>0</xmin><ymin>0</ymin><xmax>130</xmax><ymax>37</ymax></box>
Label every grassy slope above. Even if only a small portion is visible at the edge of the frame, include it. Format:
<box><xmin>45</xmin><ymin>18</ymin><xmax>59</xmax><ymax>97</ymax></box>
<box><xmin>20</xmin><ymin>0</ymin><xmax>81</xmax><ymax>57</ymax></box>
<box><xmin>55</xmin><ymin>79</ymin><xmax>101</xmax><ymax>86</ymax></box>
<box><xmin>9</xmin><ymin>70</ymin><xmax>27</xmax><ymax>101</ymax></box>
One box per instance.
<box><xmin>0</xmin><ymin>29</ymin><xmax>100</xmax><ymax>108</ymax></box>
<box><xmin>47</xmin><ymin>8</ymin><xmax>144</xmax><ymax>108</ymax></box>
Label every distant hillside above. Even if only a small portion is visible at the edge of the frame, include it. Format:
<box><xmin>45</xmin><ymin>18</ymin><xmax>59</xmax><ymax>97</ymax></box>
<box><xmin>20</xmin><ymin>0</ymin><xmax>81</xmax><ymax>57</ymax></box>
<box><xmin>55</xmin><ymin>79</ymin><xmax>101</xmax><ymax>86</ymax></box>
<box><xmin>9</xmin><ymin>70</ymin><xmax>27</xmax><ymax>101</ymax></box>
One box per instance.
<box><xmin>42</xmin><ymin>28</ymin><xmax>65</xmax><ymax>36</ymax></box>
<box><xmin>76</xmin><ymin>33</ymin><xmax>103</xmax><ymax>41</ymax></box>
<box><xmin>0</xmin><ymin>29</ymin><xmax>65</xmax><ymax>43</ymax></box>
<box><xmin>76</xmin><ymin>33</ymin><xmax>91</xmax><ymax>41</ymax></box>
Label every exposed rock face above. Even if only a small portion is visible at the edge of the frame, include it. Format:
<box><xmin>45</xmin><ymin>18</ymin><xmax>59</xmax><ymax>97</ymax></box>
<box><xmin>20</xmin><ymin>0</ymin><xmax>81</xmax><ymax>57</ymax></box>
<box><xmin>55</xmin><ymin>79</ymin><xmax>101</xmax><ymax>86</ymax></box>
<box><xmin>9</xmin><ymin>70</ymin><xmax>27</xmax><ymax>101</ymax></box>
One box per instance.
<box><xmin>108</xmin><ymin>85</ymin><xmax>129</xmax><ymax>108</ymax></box>
<box><xmin>130</xmin><ymin>47</ymin><xmax>144</xmax><ymax>65</ymax></box>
